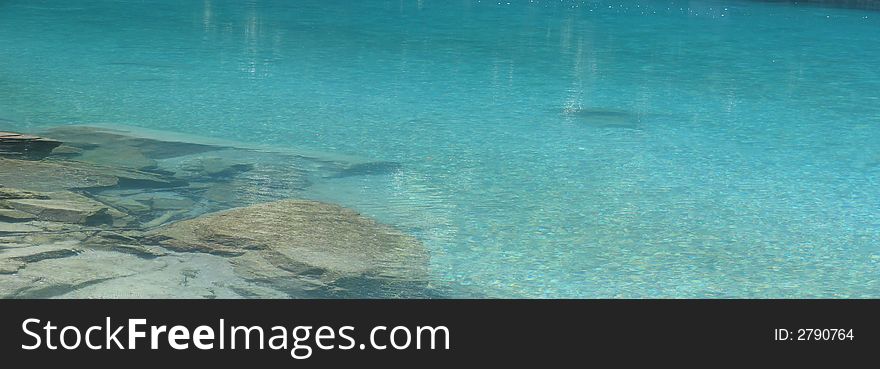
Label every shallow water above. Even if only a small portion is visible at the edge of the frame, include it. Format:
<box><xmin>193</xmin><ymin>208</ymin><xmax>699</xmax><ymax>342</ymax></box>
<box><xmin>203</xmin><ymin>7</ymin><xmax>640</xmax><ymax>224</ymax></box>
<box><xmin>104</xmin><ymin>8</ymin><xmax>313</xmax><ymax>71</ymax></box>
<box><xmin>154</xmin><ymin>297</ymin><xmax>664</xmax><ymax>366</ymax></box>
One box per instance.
<box><xmin>1</xmin><ymin>0</ymin><xmax>879</xmax><ymax>297</ymax></box>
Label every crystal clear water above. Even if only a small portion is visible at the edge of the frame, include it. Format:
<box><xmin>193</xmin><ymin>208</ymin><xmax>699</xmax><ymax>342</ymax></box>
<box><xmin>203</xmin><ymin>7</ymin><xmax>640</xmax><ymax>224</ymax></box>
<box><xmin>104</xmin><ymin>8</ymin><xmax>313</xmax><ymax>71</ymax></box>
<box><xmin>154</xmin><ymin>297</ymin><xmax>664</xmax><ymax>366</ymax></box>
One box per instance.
<box><xmin>2</xmin><ymin>0</ymin><xmax>879</xmax><ymax>297</ymax></box>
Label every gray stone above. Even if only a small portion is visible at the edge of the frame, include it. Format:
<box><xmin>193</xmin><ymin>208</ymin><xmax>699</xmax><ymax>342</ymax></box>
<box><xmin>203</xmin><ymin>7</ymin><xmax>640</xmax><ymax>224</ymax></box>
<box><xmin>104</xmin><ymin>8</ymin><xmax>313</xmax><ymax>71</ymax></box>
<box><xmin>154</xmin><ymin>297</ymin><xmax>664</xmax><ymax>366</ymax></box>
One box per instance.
<box><xmin>0</xmin><ymin>158</ymin><xmax>175</xmax><ymax>191</ymax></box>
<box><xmin>50</xmin><ymin>145</ymin><xmax>84</xmax><ymax>156</ymax></box>
<box><xmin>0</xmin><ymin>223</ymin><xmax>41</xmax><ymax>234</ymax></box>
<box><xmin>0</xmin><ymin>259</ymin><xmax>25</xmax><ymax>274</ymax></box>
<box><xmin>142</xmin><ymin>210</ymin><xmax>186</xmax><ymax>229</ymax></box>
<box><xmin>93</xmin><ymin>195</ymin><xmax>152</xmax><ymax>214</ymax></box>
<box><xmin>149</xmin><ymin>196</ymin><xmax>194</xmax><ymax>211</ymax></box>
<box><xmin>0</xmin><ymin>209</ymin><xmax>37</xmax><ymax>222</ymax></box>
<box><xmin>76</xmin><ymin>145</ymin><xmax>158</xmax><ymax>171</ymax></box>
<box><xmin>40</xmin><ymin>126</ymin><xmax>219</xmax><ymax>160</ymax></box>
<box><xmin>0</xmin><ymin>187</ymin><xmax>50</xmax><ymax>200</ymax></box>
<box><xmin>1</xmin><ymin>191</ymin><xmax>129</xmax><ymax>226</ymax></box>
<box><xmin>177</xmin><ymin>157</ymin><xmax>254</xmax><ymax>178</ymax></box>
<box><xmin>2</xmin><ymin>242</ymin><xmax>83</xmax><ymax>263</ymax></box>
<box><xmin>55</xmin><ymin>253</ymin><xmax>289</xmax><ymax>299</ymax></box>
<box><xmin>0</xmin><ymin>132</ymin><xmax>63</xmax><ymax>160</ymax></box>
<box><xmin>146</xmin><ymin>199</ymin><xmax>430</xmax><ymax>291</ymax></box>
<box><xmin>0</xmin><ymin>248</ymin><xmax>166</xmax><ymax>298</ymax></box>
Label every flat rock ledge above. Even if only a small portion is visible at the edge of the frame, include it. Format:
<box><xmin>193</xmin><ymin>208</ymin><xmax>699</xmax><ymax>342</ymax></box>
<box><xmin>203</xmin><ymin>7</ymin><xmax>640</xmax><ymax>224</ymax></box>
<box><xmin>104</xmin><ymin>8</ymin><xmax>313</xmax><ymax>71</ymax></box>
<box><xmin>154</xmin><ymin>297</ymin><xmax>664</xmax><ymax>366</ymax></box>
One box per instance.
<box><xmin>0</xmin><ymin>132</ymin><xmax>62</xmax><ymax>160</ymax></box>
<box><xmin>145</xmin><ymin>199</ymin><xmax>430</xmax><ymax>293</ymax></box>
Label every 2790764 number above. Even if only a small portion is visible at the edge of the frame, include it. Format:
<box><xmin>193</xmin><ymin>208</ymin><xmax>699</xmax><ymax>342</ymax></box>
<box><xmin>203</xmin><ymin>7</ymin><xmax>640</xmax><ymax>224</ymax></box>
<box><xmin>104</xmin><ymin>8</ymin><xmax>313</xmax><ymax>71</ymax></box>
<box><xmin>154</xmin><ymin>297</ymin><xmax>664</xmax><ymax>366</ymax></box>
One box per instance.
<box><xmin>797</xmin><ymin>329</ymin><xmax>854</xmax><ymax>341</ymax></box>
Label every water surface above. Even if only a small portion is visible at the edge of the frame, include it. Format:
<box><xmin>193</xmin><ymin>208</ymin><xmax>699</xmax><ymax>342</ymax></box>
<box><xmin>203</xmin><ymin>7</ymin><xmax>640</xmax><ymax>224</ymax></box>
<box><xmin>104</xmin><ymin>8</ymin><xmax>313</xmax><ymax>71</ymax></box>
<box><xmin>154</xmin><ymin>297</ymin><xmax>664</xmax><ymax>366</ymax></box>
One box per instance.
<box><xmin>2</xmin><ymin>0</ymin><xmax>879</xmax><ymax>297</ymax></box>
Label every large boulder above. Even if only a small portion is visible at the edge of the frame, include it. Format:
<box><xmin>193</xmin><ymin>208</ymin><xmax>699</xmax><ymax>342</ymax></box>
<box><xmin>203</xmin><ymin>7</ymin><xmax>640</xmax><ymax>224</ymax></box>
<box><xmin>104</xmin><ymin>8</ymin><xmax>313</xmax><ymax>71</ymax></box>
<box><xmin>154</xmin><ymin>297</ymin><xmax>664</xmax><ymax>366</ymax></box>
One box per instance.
<box><xmin>145</xmin><ymin>199</ymin><xmax>429</xmax><ymax>292</ymax></box>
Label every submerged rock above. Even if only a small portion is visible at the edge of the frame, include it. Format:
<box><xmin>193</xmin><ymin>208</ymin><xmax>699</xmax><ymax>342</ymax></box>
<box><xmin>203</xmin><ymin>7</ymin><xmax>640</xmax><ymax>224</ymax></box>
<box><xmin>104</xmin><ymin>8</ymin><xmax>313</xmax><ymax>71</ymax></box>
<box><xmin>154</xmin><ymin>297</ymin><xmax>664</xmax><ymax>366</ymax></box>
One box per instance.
<box><xmin>1</xmin><ymin>190</ymin><xmax>129</xmax><ymax>226</ymax></box>
<box><xmin>0</xmin><ymin>209</ymin><xmax>37</xmax><ymax>222</ymax></box>
<box><xmin>49</xmin><ymin>145</ymin><xmax>84</xmax><ymax>157</ymax></box>
<box><xmin>0</xmin><ymin>246</ymin><xmax>166</xmax><ymax>298</ymax></box>
<box><xmin>76</xmin><ymin>146</ymin><xmax>158</xmax><ymax>171</ymax></box>
<box><xmin>0</xmin><ymin>187</ymin><xmax>49</xmax><ymax>200</ymax></box>
<box><xmin>175</xmin><ymin>157</ymin><xmax>254</xmax><ymax>179</ymax></box>
<box><xmin>41</xmin><ymin>125</ymin><xmax>219</xmax><ymax>160</ymax></box>
<box><xmin>146</xmin><ymin>199</ymin><xmax>429</xmax><ymax>292</ymax></box>
<box><xmin>0</xmin><ymin>132</ymin><xmax>62</xmax><ymax>160</ymax></box>
<box><xmin>0</xmin><ymin>222</ymin><xmax>42</xmax><ymax>234</ymax></box>
<box><xmin>0</xmin><ymin>158</ymin><xmax>172</xmax><ymax>191</ymax></box>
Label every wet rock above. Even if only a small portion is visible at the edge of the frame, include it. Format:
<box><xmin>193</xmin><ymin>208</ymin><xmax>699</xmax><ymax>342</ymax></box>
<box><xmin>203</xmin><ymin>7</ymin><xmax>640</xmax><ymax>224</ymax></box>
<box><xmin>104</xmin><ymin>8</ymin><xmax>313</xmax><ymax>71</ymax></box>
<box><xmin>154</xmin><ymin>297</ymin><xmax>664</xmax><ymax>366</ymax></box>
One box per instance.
<box><xmin>79</xmin><ymin>230</ymin><xmax>168</xmax><ymax>259</ymax></box>
<box><xmin>146</xmin><ymin>195</ymin><xmax>194</xmax><ymax>211</ymax></box>
<box><xmin>103</xmin><ymin>190</ymin><xmax>196</xmax><ymax>212</ymax></box>
<box><xmin>146</xmin><ymin>199</ymin><xmax>430</xmax><ymax>291</ymax></box>
<box><xmin>0</xmin><ymin>248</ymin><xmax>166</xmax><ymax>298</ymax></box>
<box><xmin>142</xmin><ymin>210</ymin><xmax>187</xmax><ymax>229</ymax></box>
<box><xmin>0</xmin><ymin>259</ymin><xmax>25</xmax><ymax>274</ymax></box>
<box><xmin>76</xmin><ymin>145</ymin><xmax>158</xmax><ymax>171</ymax></box>
<box><xmin>2</xmin><ymin>242</ymin><xmax>83</xmax><ymax>263</ymax></box>
<box><xmin>0</xmin><ymin>132</ymin><xmax>63</xmax><ymax>160</ymax></box>
<box><xmin>176</xmin><ymin>157</ymin><xmax>254</xmax><ymax>179</ymax></box>
<box><xmin>0</xmin><ymin>158</ymin><xmax>175</xmax><ymax>191</ymax></box>
<box><xmin>50</xmin><ymin>145</ymin><xmax>84</xmax><ymax>157</ymax></box>
<box><xmin>92</xmin><ymin>194</ymin><xmax>152</xmax><ymax>214</ymax></box>
<box><xmin>41</xmin><ymin>126</ymin><xmax>220</xmax><ymax>160</ymax></box>
<box><xmin>55</xmin><ymin>253</ymin><xmax>289</xmax><ymax>298</ymax></box>
<box><xmin>0</xmin><ymin>158</ymin><xmax>116</xmax><ymax>191</ymax></box>
<box><xmin>0</xmin><ymin>223</ymin><xmax>42</xmax><ymax>234</ymax></box>
<box><xmin>1</xmin><ymin>191</ymin><xmax>129</xmax><ymax>226</ymax></box>
<box><xmin>0</xmin><ymin>187</ymin><xmax>50</xmax><ymax>200</ymax></box>
<box><xmin>0</xmin><ymin>209</ymin><xmax>37</xmax><ymax>222</ymax></box>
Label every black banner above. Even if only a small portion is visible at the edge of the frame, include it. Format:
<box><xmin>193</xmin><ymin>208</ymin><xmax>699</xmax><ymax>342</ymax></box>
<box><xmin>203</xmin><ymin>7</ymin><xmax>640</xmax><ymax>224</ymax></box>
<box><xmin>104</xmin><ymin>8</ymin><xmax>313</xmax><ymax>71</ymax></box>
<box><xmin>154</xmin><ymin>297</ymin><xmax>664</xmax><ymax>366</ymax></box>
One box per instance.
<box><xmin>0</xmin><ymin>300</ymin><xmax>876</xmax><ymax>365</ymax></box>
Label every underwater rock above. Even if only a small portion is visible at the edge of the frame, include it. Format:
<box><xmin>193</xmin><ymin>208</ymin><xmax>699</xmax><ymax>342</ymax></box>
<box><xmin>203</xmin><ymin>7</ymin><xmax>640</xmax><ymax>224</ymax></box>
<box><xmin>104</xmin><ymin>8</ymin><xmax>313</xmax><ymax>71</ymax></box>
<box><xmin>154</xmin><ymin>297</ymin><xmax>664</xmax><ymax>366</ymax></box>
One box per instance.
<box><xmin>145</xmin><ymin>199</ymin><xmax>430</xmax><ymax>291</ymax></box>
<box><xmin>0</xmin><ymin>158</ymin><xmax>175</xmax><ymax>191</ymax></box>
<box><xmin>142</xmin><ymin>209</ymin><xmax>187</xmax><ymax>229</ymax></box>
<box><xmin>0</xmin><ymin>209</ymin><xmax>37</xmax><ymax>222</ymax></box>
<box><xmin>0</xmin><ymin>191</ymin><xmax>129</xmax><ymax>226</ymax></box>
<box><xmin>0</xmin><ymin>131</ymin><xmax>63</xmax><ymax>160</ymax></box>
<box><xmin>80</xmin><ymin>231</ymin><xmax>168</xmax><ymax>259</ymax></box>
<box><xmin>0</xmin><ymin>158</ymin><xmax>115</xmax><ymax>191</ymax></box>
<box><xmin>0</xmin><ymin>259</ymin><xmax>25</xmax><ymax>274</ymax></box>
<box><xmin>41</xmin><ymin>126</ymin><xmax>220</xmax><ymax>160</ymax></box>
<box><xmin>0</xmin><ymin>246</ymin><xmax>167</xmax><ymax>298</ymax></box>
<box><xmin>1</xmin><ymin>242</ymin><xmax>83</xmax><ymax>264</ymax></box>
<box><xmin>0</xmin><ymin>187</ymin><xmax>50</xmax><ymax>200</ymax></box>
<box><xmin>175</xmin><ymin>157</ymin><xmax>254</xmax><ymax>179</ymax></box>
<box><xmin>49</xmin><ymin>145</ymin><xmax>84</xmax><ymax>157</ymax></box>
<box><xmin>92</xmin><ymin>194</ymin><xmax>152</xmax><ymax>215</ymax></box>
<box><xmin>76</xmin><ymin>145</ymin><xmax>158</xmax><ymax>171</ymax></box>
<box><xmin>0</xmin><ymin>222</ymin><xmax>42</xmax><ymax>234</ymax></box>
<box><xmin>55</xmin><ymin>253</ymin><xmax>289</xmax><ymax>299</ymax></box>
<box><xmin>134</xmin><ymin>192</ymin><xmax>195</xmax><ymax>211</ymax></box>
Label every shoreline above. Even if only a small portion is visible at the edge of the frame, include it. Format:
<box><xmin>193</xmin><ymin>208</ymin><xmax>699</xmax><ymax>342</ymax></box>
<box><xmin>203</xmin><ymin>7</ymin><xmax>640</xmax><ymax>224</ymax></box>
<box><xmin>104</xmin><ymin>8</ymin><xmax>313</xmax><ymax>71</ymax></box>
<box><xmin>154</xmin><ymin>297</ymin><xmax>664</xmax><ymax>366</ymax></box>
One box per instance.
<box><xmin>0</xmin><ymin>126</ymin><xmax>448</xmax><ymax>299</ymax></box>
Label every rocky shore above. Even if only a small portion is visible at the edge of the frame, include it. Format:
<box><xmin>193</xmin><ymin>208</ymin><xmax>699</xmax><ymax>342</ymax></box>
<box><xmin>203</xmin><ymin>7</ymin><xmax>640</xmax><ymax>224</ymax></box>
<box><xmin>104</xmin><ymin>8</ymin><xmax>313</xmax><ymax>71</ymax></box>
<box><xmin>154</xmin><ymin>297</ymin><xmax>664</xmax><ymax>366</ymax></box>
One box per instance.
<box><xmin>0</xmin><ymin>126</ymin><xmax>430</xmax><ymax>298</ymax></box>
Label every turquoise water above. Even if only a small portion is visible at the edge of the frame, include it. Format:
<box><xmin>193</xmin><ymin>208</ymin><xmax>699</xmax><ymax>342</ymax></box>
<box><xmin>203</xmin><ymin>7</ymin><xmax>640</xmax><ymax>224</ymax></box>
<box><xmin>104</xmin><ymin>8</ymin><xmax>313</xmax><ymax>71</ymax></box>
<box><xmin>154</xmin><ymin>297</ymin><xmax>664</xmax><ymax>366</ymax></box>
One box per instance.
<box><xmin>2</xmin><ymin>0</ymin><xmax>879</xmax><ymax>297</ymax></box>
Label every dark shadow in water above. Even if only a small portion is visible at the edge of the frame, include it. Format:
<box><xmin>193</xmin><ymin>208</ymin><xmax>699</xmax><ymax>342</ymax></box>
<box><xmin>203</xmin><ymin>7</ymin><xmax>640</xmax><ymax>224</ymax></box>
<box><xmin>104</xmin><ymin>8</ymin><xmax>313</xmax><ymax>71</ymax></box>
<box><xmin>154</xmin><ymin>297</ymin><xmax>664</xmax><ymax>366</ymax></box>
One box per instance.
<box><xmin>326</xmin><ymin>161</ymin><xmax>404</xmax><ymax>178</ymax></box>
<box><xmin>564</xmin><ymin>108</ymin><xmax>644</xmax><ymax>129</ymax></box>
